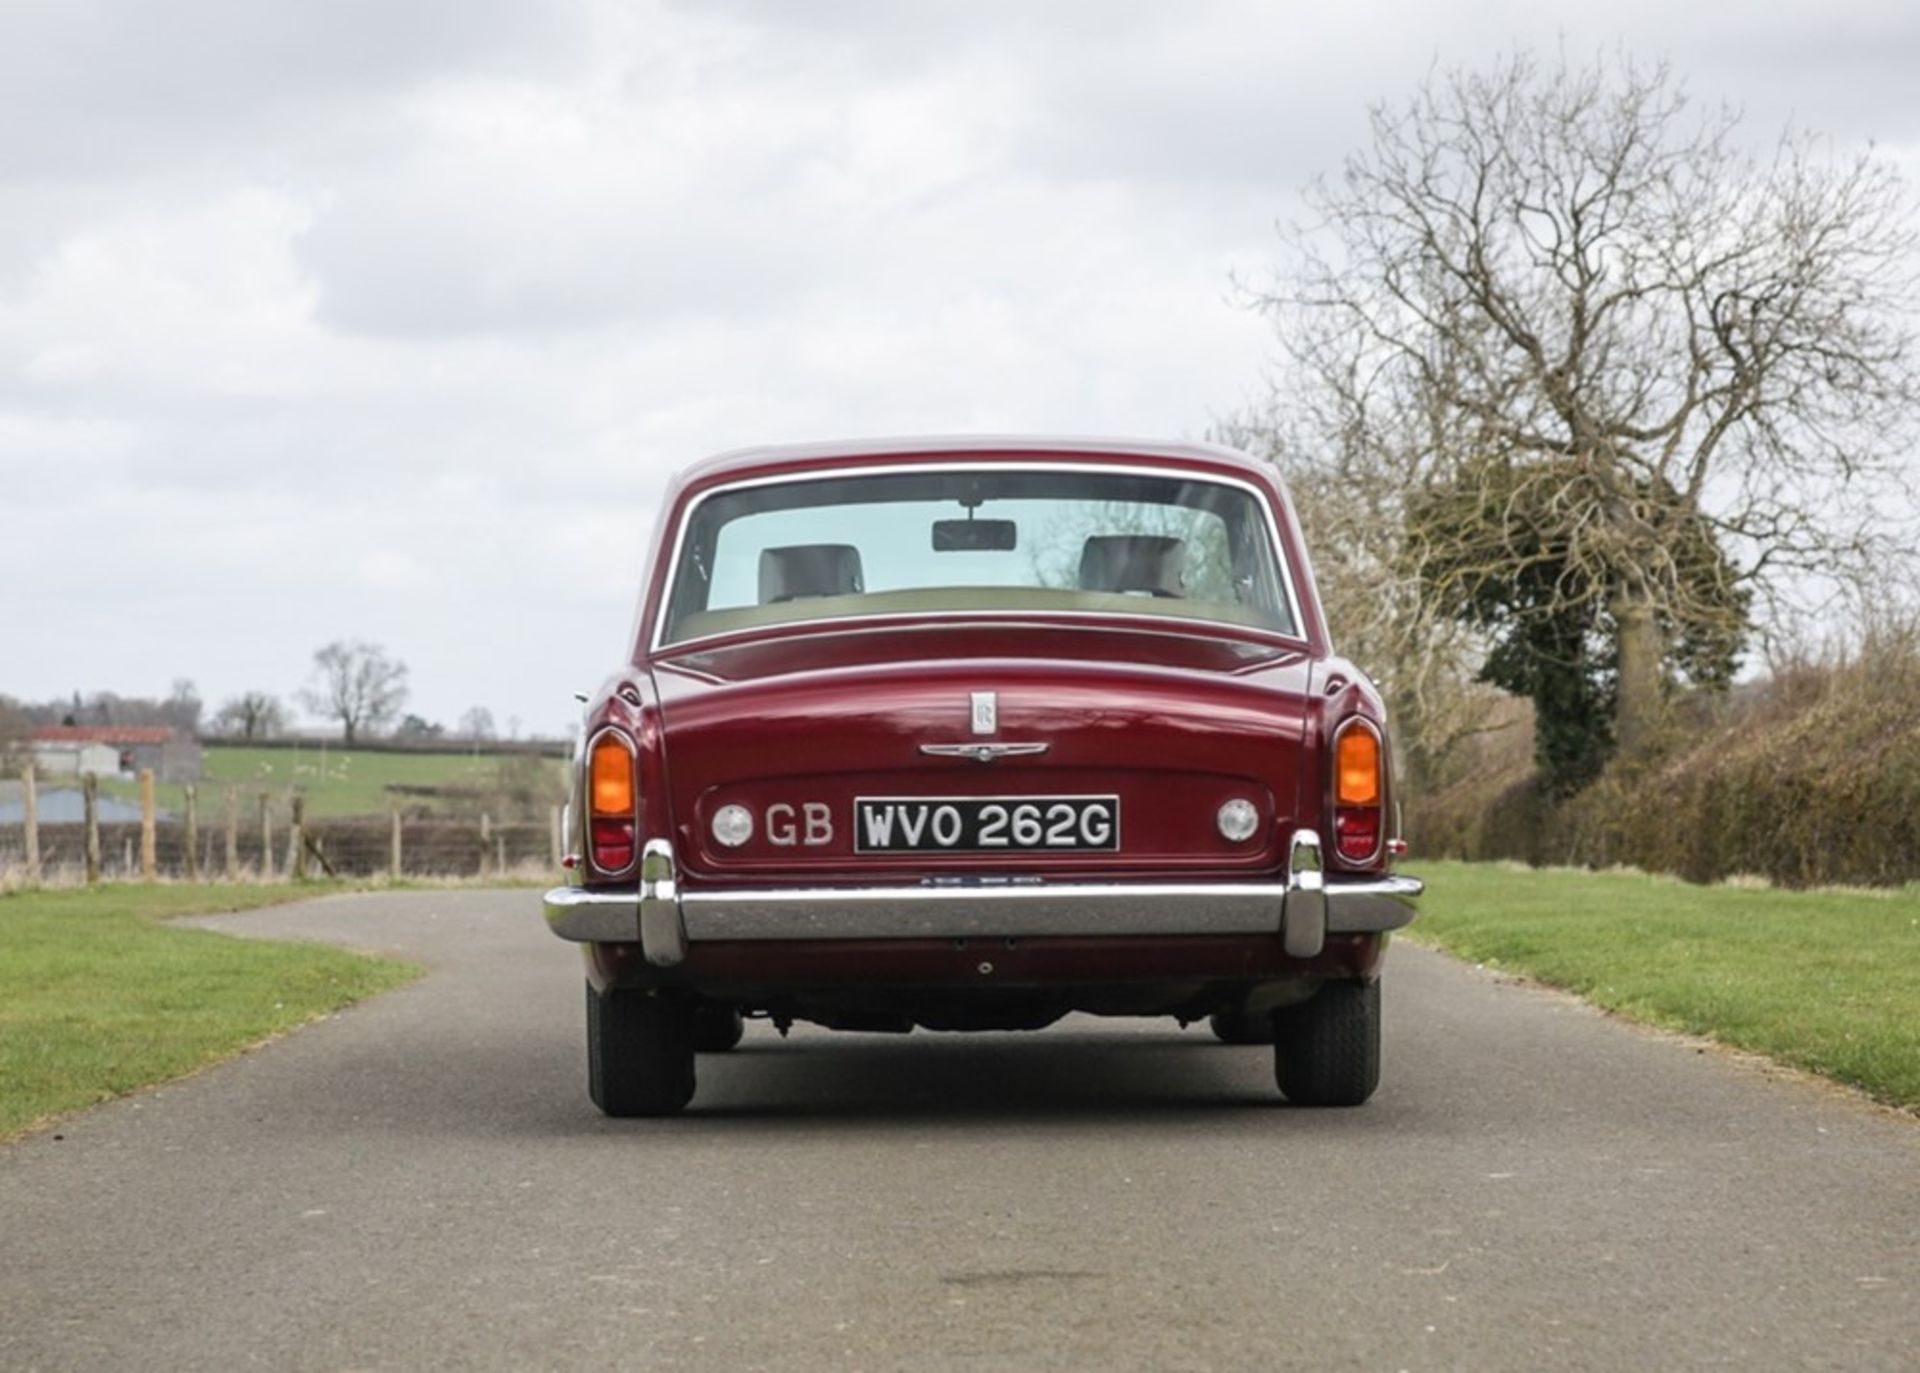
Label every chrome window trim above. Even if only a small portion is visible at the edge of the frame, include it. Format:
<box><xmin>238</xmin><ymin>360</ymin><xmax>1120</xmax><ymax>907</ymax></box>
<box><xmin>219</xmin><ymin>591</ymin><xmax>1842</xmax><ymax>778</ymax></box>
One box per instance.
<box><xmin>648</xmin><ymin>460</ymin><xmax>1310</xmax><ymax>655</ymax></box>
<box><xmin>658</xmin><ymin>616</ymin><xmax>1309</xmax><ymax>679</ymax></box>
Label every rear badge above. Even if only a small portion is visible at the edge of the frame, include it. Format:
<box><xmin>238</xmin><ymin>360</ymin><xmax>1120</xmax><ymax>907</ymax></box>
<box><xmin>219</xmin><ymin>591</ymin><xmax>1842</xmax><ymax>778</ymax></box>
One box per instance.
<box><xmin>924</xmin><ymin>689</ymin><xmax>1047</xmax><ymax>761</ymax></box>
<box><xmin>970</xmin><ymin>690</ymin><xmax>997</xmax><ymax>735</ymax></box>
<box><xmin>920</xmin><ymin>741</ymin><xmax>1049</xmax><ymax>764</ymax></box>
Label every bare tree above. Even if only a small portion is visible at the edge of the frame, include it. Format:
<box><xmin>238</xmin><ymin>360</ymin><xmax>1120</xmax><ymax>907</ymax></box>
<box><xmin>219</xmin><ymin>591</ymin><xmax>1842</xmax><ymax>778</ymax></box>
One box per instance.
<box><xmin>1213</xmin><ymin>409</ymin><xmax>1508</xmax><ymax>794</ymax></box>
<box><xmin>0</xmin><ymin>695</ymin><xmax>27</xmax><ymax>777</ymax></box>
<box><xmin>160</xmin><ymin>678</ymin><xmax>203</xmax><ymax>735</ymax></box>
<box><xmin>212</xmin><ymin>691</ymin><xmax>289</xmax><ymax>740</ymax></box>
<box><xmin>457</xmin><ymin>706</ymin><xmax>497</xmax><ymax>742</ymax></box>
<box><xmin>300</xmin><ymin>641</ymin><xmax>409</xmax><ymax>745</ymax></box>
<box><xmin>1248</xmin><ymin>49</ymin><xmax>1918</xmax><ymax>759</ymax></box>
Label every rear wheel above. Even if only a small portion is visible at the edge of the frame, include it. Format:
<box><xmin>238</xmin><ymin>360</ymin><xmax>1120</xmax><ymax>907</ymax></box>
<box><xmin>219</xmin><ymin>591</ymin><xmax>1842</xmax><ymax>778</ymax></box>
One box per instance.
<box><xmin>586</xmin><ymin>983</ymin><xmax>696</xmax><ymax>1117</ymax></box>
<box><xmin>1273</xmin><ymin>979</ymin><xmax>1380</xmax><ymax>1107</ymax></box>
<box><xmin>692</xmin><ymin>1002</ymin><xmax>745</xmax><ymax>1053</ymax></box>
<box><xmin>1207</xmin><ymin>1008</ymin><xmax>1276</xmax><ymax>1045</ymax></box>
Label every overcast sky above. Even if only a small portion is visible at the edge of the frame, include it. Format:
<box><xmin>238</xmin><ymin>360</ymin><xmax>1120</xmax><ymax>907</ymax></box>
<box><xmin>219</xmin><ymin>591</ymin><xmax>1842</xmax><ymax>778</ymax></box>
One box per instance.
<box><xmin>4</xmin><ymin>0</ymin><xmax>1916</xmax><ymax>738</ymax></box>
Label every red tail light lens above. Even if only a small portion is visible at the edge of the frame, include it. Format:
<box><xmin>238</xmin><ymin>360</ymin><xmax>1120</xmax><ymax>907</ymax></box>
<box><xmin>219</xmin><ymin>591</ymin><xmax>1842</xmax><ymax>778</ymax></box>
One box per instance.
<box><xmin>590</xmin><ymin>817</ymin><xmax>636</xmax><ymax>873</ymax></box>
<box><xmin>587</xmin><ymin>731</ymin><xmax>639</xmax><ymax>874</ymax></box>
<box><xmin>1334</xmin><ymin>807</ymin><xmax>1380</xmax><ymax>863</ymax></box>
<box><xmin>1332</xmin><ymin>717</ymin><xmax>1384</xmax><ymax>864</ymax></box>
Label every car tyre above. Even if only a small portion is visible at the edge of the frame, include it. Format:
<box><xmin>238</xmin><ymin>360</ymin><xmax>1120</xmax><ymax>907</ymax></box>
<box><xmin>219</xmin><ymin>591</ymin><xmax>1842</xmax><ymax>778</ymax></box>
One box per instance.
<box><xmin>1273</xmin><ymin>979</ymin><xmax>1380</xmax><ymax>1107</ymax></box>
<box><xmin>692</xmin><ymin>1002</ymin><xmax>746</xmax><ymax>1053</ymax></box>
<box><xmin>1207</xmin><ymin>1009</ymin><xmax>1276</xmax><ymax>1045</ymax></box>
<box><xmin>586</xmin><ymin>983</ymin><xmax>696</xmax><ymax>1117</ymax></box>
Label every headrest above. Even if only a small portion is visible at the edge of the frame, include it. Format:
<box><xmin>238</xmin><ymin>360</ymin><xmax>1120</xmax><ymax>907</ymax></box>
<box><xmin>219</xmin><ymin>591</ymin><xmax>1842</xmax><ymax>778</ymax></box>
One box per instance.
<box><xmin>1077</xmin><ymin>535</ymin><xmax>1186</xmax><ymax>597</ymax></box>
<box><xmin>758</xmin><ymin>544</ymin><xmax>865</xmax><ymax>604</ymax></box>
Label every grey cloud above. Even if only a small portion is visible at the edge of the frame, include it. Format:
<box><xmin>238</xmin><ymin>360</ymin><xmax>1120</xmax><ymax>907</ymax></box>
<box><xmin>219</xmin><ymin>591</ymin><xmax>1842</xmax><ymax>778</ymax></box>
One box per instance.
<box><xmin>4</xmin><ymin>0</ymin><xmax>1915</xmax><ymax>735</ymax></box>
<box><xmin>294</xmin><ymin>176</ymin><xmax>847</xmax><ymax>338</ymax></box>
<box><xmin>0</xmin><ymin>0</ymin><xmax>584</xmax><ymax>184</ymax></box>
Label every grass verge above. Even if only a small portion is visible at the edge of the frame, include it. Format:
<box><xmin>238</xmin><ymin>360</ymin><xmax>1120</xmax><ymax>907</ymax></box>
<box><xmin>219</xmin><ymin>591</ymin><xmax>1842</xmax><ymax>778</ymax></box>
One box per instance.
<box><xmin>0</xmin><ymin>882</ymin><xmax>422</xmax><ymax>1139</ymax></box>
<box><xmin>95</xmin><ymin>742</ymin><xmax>565</xmax><ymax>818</ymax></box>
<box><xmin>1412</xmin><ymin>861</ymin><xmax>1920</xmax><ymax>1110</ymax></box>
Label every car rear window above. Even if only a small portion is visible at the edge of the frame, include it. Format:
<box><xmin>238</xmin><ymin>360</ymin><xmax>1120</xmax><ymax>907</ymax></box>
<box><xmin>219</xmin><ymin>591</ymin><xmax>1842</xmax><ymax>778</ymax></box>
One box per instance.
<box><xmin>659</xmin><ymin>466</ymin><xmax>1298</xmax><ymax>645</ymax></box>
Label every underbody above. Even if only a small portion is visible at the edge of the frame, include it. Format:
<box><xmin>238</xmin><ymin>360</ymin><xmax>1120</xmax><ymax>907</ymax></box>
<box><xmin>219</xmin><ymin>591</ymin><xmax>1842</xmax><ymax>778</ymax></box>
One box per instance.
<box><xmin>586</xmin><ymin>930</ymin><xmax>1391</xmax><ymax>1034</ymax></box>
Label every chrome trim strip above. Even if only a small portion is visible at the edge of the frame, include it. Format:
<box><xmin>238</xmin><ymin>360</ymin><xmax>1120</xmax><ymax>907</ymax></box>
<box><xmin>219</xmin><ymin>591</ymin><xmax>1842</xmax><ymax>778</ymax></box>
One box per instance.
<box><xmin>680</xmin><ymin>882</ymin><xmax>1282</xmax><ymax>939</ymax></box>
<box><xmin>649</xmin><ymin>460</ymin><xmax>1308</xmax><ymax>654</ymax></box>
<box><xmin>661</xmin><ymin>616</ymin><xmax>1311</xmax><ymax>668</ymax></box>
<box><xmin>917</xmin><ymin>742</ymin><xmax>1051</xmax><ymax>762</ymax></box>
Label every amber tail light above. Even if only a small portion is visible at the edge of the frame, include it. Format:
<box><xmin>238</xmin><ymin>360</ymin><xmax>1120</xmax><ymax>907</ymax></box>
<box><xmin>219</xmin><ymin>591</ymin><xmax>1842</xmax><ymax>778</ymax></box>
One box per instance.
<box><xmin>588</xmin><ymin>731</ymin><xmax>639</xmax><ymax>874</ymax></box>
<box><xmin>1332</xmin><ymin>718</ymin><xmax>1384</xmax><ymax>864</ymax></box>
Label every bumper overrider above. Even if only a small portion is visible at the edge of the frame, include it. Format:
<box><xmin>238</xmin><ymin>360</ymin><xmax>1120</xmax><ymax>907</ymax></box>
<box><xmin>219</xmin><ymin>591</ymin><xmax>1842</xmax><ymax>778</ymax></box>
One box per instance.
<box><xmin>545</xmin><ymin>830</ymin><xmax>1420</xmax><ymax>969</ymax></box>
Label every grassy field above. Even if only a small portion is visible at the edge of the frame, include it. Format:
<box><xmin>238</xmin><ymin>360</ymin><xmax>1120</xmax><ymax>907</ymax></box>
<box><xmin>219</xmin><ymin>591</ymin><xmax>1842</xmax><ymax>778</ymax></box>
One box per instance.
<box><xmin>0</xmin><ymin>883</ymin><xmax>420</xmax><ymax>1138</ymax></box>
<box><xmin>1414</xmin><ymin>861</ymin><xmax>1920</xmax><ymax>1110</ymax></box>
<box><xmin>96</xmin><ymin>743</ymin><xmax>565</xmax><ymax>818</ymax></box>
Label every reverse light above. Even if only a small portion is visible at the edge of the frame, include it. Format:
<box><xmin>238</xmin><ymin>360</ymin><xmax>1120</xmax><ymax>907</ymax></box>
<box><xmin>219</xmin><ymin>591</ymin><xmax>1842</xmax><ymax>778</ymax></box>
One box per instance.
<box><xmin>1216</xmin><ymin>797</ymin><xmax>1260</xmax><ymax>843</ymax></box>
<box><xmin>711</xmin><ymin>803</ymin><xmax>754</xmax><ymax>848</ymax></box>
<box><xmin>1332</xmin><ymin>717</ymin><xmax>1385</xmax><ymax>865</ymax></box>
<box><xmin>588</xmin><ymin>731</ymin><xmax>638</xmax><ymax>874</ymax></box>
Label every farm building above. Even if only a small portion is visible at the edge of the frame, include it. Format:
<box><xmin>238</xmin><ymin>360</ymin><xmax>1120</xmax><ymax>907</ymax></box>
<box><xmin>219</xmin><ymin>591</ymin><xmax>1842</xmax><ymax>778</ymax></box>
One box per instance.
<box><xmin>26</xmin><ymin>737</ymin><xmax>120</xmax><ymax>777</ymax></box>
<box><xmin>28</xmin><ymin>726</ymin><xmax>203</xmax><ymax>783</ymax></box>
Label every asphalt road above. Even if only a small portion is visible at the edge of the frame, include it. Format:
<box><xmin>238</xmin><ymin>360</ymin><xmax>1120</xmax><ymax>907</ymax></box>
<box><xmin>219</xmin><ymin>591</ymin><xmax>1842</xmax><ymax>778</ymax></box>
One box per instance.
<box><xmin>2</xmin><ymin>890</ymin><xmax>1915</xmax><ymax>1371</ymax></box>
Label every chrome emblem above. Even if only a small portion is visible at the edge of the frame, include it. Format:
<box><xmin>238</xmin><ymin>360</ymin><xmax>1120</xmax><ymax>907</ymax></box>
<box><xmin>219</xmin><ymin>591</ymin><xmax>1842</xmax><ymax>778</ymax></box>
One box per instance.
<box><xmin>925</xmin><ymin>690</ymin><xmax>1044</xmax><ymax>761</ymax></box>
<box><xmin>919</xmin><ymin>742</ymin><xmax>1051</xmax><ymax>764</ymax></box>
<box><xmin>970</xmin><ymin>690</ymin><xmax>997</xmax><ymax>735</ymax></box>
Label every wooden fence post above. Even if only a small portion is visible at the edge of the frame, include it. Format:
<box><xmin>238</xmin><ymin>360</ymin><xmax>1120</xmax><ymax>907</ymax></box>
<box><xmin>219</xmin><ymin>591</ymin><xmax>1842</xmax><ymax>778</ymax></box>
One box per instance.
<box><xmin>224</xmin><ymin>787</ymin><xmax>238</xmax><ymax>881</ymax></box>
<box><xmin>259</xmin><ymin>794</ymin><xmax>273</xmax><ymax>880</ymax></box>
<box><xmin>389</xmin><ymin>811</ymin><xmax>403</xmax><ymax>882</ymax></box>
<box><xmin>290</xmin><ymin>795</ymin><xmax>308</xmax><ymax>880</ymax></box>
<box><xmin>479</xmin><ymin>812</ymin><xmax>492</xmax><ymax>878</ymax></box>
<box><xmin>82</xmin><ymin>773</ymin><xmax>101</xmax><ymax>885</ymax></box>
<box><xmin>549</xmin><ymin>804</ymin><xmax>563</xmax><ymax>869</ymax></box>
<box><xmin>183</xmin><ymin>785</ymin><xmax>200</xmax><ymax>882</ymax></box>
<box><xmin>496</xmin><ymin>832</ymin><xmax>508</xmax><ymax>876</ymax></box>
<box><xmin>22</xmin><ymin>764</ymin><xmax>39</xmax><ymax>886</ymax></box>
<box><xmin>138</xmin><ymin>769</ymin><xmax>157</xmax><ymax>882</ymax></box>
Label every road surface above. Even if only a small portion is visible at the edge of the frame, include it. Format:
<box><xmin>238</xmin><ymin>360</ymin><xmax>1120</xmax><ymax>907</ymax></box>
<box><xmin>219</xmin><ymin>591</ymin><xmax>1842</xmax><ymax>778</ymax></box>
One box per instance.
<box><xmin>2</xmin><ymin>889</ymin><xmax>1914</xmax><ymax>1370</ymax></box>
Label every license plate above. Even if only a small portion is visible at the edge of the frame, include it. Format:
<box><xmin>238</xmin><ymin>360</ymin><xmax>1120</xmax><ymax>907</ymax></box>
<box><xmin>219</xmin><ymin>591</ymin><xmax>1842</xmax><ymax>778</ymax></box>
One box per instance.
<box><xmin>854</xmin><ymin>796</ymin><xmax>1120</xmax><ymax>853</ymax></box>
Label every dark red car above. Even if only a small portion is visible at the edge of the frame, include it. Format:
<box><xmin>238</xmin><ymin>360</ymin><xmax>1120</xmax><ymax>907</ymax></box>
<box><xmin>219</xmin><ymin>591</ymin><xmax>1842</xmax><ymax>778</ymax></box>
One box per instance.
<box><xmin>545</xmin><ymin>437</ymin><xmax>1421</xmax><ymax>1115</ymax></box>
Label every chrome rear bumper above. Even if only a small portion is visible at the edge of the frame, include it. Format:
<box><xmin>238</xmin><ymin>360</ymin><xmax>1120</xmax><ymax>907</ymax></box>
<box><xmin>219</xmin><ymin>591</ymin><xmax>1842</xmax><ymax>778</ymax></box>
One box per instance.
<box><xmin>544</xmin><ymin>830</ymin><xmax>1420</xmax><ymax>968</ymax></box>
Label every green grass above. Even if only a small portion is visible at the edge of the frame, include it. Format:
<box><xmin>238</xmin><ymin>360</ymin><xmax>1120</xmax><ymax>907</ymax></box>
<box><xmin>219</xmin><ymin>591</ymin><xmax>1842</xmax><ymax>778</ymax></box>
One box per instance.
<box><xmin>0</xmin><ymin>883</ymin><xmax>421</xmax><ymax>1138</ymax></box>
<box><xmin>1414</xmin><ymin>861</ymin><xmax>1920</xmax><ymax>1109</ymax></box>
<box><xmin>96</xmin><ymin>743</ymin><xmax>564</xmax><ymax>818</ymax></box>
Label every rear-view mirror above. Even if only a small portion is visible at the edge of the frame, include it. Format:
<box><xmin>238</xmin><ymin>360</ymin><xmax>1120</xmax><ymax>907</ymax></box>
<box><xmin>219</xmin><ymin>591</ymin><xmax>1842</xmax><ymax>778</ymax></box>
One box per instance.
<box><xmin>932</xmin><ymin>518</ymin><xmax>1017</xmax><ymax>552</ymax></box>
